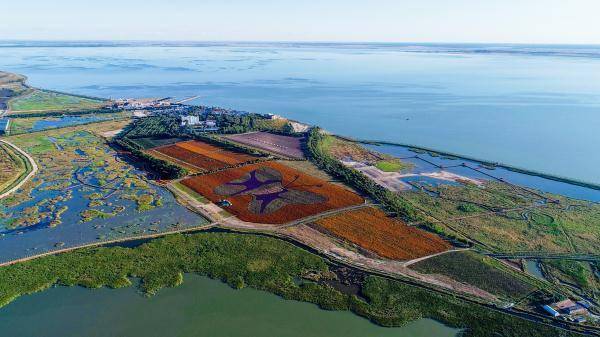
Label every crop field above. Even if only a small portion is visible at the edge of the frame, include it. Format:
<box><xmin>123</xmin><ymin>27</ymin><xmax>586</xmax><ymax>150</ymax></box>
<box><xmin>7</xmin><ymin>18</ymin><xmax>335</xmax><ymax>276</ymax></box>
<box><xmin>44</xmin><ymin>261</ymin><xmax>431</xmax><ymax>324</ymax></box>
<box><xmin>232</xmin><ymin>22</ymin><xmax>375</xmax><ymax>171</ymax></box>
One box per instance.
<box><xmin>9</xmin><ymin>90</ymin><xmax>105</xmax><ymax>113</ymax></box>
<box><xmin>224</xmin><ymin>132</ymin><xmax>305</xmax><ymax>159</ymax></box>
<box><xmin>149</xmin><ymin>140</ymin><xmax>257</xmax><ymax>172</ymax></box>
<box><xmin>181</xmin><ymin>161</ymin><xmax>364</xmax><ymax>224</ymax></box>
<box><xmin>130</xmin><ymin>137</ymin><xmax>184</xmax><ymax>150</ymax></box>
<box><xmin>0</xmin><ymin>142</ymin><xmax>28</xmax><ymax>195</ymax></box>
<box><xmin>312</xmin><ymin>207</ymin><xmax>451</xmax><ymax>260</ymax></box>
<box><xmin>409</xmin><ymin>251</ymin><xmax>538</xmax><ymax>299</ymax></box>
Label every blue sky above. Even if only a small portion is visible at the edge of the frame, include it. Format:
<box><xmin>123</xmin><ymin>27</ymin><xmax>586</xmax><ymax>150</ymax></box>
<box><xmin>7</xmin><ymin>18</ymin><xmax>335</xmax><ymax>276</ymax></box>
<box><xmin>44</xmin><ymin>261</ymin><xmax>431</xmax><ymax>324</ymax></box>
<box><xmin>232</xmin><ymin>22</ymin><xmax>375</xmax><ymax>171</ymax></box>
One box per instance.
<box><xmin>2</xmin><ymin>0</ymin><xmax>600</xmax><ymax>43</ymax></box>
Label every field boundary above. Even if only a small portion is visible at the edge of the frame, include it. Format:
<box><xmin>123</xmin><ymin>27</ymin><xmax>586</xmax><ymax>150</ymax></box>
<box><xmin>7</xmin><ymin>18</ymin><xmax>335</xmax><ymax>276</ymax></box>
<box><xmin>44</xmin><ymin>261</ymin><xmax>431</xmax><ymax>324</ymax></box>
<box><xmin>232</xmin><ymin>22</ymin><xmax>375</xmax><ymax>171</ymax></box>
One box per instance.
<box><xmin>0</xmin><ymin>223</ymin><xmax>216</xmax><ymax>268</ymax></box>
<box><xmin>0</xmin><ymin>139</ymin><xmax>38</xmax><ymax>199</ymax></box>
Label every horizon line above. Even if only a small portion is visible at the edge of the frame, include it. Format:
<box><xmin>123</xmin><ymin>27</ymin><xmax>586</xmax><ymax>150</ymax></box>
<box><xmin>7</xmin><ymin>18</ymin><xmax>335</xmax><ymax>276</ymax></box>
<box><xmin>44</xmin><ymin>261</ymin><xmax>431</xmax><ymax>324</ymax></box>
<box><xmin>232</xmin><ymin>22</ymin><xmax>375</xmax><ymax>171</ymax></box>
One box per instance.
<box><xmin>1</xmin><ymin>39</ymin><xmax>600</xmax><ymax>47</ymax></box>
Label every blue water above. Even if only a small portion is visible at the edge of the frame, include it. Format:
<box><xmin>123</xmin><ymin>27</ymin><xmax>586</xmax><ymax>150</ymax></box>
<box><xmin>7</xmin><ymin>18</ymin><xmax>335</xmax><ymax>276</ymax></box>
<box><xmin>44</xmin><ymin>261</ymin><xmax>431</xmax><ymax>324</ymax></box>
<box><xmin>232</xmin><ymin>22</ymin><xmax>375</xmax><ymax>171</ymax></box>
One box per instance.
<box><xmin>0</xmin><ymin>42</ymin><xmax>599</xmax><ymax>184</ymax></box>
<box><xmin>366</xmin><ymin>144</ymin><xmax>600</xmax><ymax>202</ymax></box>
<box><xmin>31</xmin><ymin>116</ymin><xmax>104</xmax><ymax>131</ymax></box>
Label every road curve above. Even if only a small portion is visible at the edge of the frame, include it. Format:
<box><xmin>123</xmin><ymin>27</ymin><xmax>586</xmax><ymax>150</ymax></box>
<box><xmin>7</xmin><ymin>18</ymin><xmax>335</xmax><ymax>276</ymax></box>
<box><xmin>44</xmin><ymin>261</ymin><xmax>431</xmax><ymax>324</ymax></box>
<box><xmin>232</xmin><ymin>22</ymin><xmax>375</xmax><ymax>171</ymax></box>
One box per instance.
<box><xmin>0</xmin><ymin>139</ymin><xmax>38</xmax><ymax>199</ymax></box>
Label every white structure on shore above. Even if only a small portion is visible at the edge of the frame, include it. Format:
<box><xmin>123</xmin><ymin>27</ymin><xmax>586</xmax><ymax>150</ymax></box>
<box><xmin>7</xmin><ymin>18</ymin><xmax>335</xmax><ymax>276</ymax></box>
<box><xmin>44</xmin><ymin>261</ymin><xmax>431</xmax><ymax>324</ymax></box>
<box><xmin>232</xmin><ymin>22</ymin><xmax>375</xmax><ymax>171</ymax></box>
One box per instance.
<box><xmin>181</xmin><ymin>115</ymin><xmax>200</xmax><ymax>126</ymax></box>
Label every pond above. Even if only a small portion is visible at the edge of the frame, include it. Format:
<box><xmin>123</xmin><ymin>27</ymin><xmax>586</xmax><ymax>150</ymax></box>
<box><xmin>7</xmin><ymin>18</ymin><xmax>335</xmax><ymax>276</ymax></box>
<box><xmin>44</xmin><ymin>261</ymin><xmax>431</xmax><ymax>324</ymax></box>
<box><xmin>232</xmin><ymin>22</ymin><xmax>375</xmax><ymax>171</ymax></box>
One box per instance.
<box><xmin>524</xmin><ymin>260</ymin><xmax>547</xmax><ymax>281</ymax></box>
<box><xmin>0</xmin><ymin>274</ymin><xmax>460</xmax><ymax>337</ymax></box>
<box><xmin>0</xmin><ymin>130</ymin><xmax>207</xmax><ymax>263</ymax></box>
<box><xmin>366</xmin><ymin>143</ymin><xmax>600</xmax><ymax>202</ymax></box>
<box><xmin>30</xmin><ymin>116</ymin><xmax>107</xmax><ymax>131</ymax></box>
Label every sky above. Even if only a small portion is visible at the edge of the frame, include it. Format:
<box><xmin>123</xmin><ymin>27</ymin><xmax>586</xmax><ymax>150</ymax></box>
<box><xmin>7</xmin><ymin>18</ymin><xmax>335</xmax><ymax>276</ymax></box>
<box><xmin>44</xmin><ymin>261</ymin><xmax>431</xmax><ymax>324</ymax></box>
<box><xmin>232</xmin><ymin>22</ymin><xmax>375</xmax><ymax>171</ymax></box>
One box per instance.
<box><xmin>2</xmin><ymin>0</ymin><xmax>600</xmax><ymax>44</ymax></box>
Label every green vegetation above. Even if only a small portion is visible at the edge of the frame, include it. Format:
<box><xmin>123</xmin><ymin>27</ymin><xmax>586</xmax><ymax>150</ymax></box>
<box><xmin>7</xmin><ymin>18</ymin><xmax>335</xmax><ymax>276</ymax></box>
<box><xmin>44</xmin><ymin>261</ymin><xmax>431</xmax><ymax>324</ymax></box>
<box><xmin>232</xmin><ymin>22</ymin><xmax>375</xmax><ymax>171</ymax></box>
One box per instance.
<box><xmin>410</xmin><ymin>251</ymin><xmax>538</xmax><ymax>299</ymax></box>
<box><xmin>0</xmin><ymin>232</ymin><xmax>581</xmax><ymax>337</ymax></box>
<box><xmin>9</xmin><ymin>90</ymin><xmax>105</xmax><ymax>113</ymax></box>
<box><xmin>374</xmin><ymin>159</ymin><xmax>411</xmax><ymax>172</ymax></box>
<box><xmin>306</xmin><ymin>128</ymin><xmax>420</xmax><ymax>222</ymax></box>
<box><xmin>543</xmin><ymin>260</ymin><xmax>598</xmax><ymax>290</ymax></box>
<box><xmin>217</xmin><ymin>114</ymin><xmax>292</xmax><ymax>134</ymax></box>
<box><xmin>1</xmin><ymin>120</ymin><xmax>163</xmax><ymax>229</ymax></box>
<box><xmin>122</xmin><ymin>116</ymin><xmax>181</xmax><ymax>139</ymax></box>
<box><xmin>0</xmin><ymin>142</ymin><xmax>32</xmax><ymax>196</ymax></box>
<box><xmin>6</xmin><ymin>112</ymin><xmax>129</xmax><ymax>135</ymax></box>
<box><xmin>401</xmin><ymin>181</ymin><xmax>600</xmax><ymax>254</ymax></box>
<box><xmin>115</xmin><ymin>137</ymin><xmax>187</xmax><ymax>179</ymax></box>
<box><xmin>80</xmin><ymin>209</ymin><xmax>115</xmax><ymax>222</ymax></box>
<box><xmin>173</xmin><ymin>181</ymin><xmax>209</xmax><ymax>203</ymax></box>
<box><xmin>129</xmin><ymin>137</ymin><xmax>183</xmax><ymax>150</ymax></box>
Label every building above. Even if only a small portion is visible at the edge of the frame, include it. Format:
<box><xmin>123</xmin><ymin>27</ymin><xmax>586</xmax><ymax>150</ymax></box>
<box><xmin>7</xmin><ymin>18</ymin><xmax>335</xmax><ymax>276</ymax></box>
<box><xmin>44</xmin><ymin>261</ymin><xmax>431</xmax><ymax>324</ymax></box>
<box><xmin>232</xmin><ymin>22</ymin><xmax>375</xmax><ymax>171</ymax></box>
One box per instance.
<box><xmin>181</xmin><ymin>115</ymin><xmax>200</xmax><ymax>126</ymax></box>
<box><xmin>114</xmin><ymin>98</ymin><xmax>172</xmax><ymax>110</ymax></box>
<box><xmin>202</xmin><ymin>120</ymin><xmax>217</xmax><ymax>127</ymax></box>
<box><xmin>542</xmin><ymin>299</ymin><xmax>590</xmax><ymax>320</ymax></box>
<box><xmin>543</xmin><ymin>305</ymin><xmax>560</xmax><ymax>317</ymax></box>
<box><xmin>0</xmin><ymin>118</ymin><xmax>10</xmax><ymax>135</ymax></box>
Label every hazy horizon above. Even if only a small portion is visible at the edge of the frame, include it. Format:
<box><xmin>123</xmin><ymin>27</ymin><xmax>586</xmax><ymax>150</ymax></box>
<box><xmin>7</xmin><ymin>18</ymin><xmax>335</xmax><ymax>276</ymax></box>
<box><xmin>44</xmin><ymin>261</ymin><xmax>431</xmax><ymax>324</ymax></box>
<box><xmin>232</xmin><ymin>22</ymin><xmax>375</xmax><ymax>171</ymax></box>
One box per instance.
<box><xmin>3</xmin><ymin>0</ymin><xmax>599</xmax><ymax>44</ymax></box>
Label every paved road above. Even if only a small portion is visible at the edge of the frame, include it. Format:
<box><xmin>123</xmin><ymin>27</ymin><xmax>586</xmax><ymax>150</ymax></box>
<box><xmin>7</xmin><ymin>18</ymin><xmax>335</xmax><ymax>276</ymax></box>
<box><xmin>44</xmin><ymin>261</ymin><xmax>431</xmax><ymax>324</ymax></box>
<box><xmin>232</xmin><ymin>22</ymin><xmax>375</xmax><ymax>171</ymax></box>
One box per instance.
<box><xmin>0</xmin><ymin>139</ymin><xmax>38</xmax><ymax>199</ymax></box>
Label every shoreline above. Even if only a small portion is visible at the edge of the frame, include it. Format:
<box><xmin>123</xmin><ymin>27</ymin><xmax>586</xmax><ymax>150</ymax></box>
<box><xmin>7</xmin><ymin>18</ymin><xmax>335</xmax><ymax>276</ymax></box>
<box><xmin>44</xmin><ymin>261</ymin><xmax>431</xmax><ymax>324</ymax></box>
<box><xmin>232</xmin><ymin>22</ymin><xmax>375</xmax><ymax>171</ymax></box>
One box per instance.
<box><xmin>3</xmin><ymin>69</ymin><xmax>598</xmax><ymax>191</ymax></box>
<box><xmin>337</xmin><ymin>136</ymin><xmax>600</xmax><ymax>192</ymax></box>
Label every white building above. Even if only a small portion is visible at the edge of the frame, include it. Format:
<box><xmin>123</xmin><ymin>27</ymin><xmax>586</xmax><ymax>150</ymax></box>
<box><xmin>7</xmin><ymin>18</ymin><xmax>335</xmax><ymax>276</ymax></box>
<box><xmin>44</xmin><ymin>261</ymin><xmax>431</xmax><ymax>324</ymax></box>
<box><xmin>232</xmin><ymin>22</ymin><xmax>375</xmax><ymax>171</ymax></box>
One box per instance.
<box><xmin>181</xmin><ymin>115</ymin><xmax>201</xmax><ymax>126</ymax></box>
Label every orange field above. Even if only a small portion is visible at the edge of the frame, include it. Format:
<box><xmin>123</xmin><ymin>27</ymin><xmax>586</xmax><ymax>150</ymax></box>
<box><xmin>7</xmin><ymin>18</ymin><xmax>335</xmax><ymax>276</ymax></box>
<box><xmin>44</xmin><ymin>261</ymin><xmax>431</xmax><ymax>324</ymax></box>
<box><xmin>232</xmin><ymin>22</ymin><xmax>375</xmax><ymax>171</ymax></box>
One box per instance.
<box><xmin>181</xmin><ymin>161</ymin><xmax>364</xmax><ymax>224</ymax></box>
<box><xmin>152</xmin><ymin>140</ymin><xmax>256</xmax><ymax>171</ymax></box>
<box><xmin>313</xmin><ymin>207</ymin><xmax>451</xmax><ymax>260</ymax></box>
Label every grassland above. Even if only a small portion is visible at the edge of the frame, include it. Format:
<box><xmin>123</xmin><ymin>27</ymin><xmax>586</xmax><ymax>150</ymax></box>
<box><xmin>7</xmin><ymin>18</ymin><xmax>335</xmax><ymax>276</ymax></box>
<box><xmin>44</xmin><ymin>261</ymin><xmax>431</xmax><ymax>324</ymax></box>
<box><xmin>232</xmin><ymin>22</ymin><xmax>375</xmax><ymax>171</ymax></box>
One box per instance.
<box><xmin>313</xmin><ymin>207</ymin><xmax>451</xmax><ymax>260</ymax></box>
<box><xmin>402</xmin><ymin>181</ymin><xmax>600</xmax><ymax>254</ymax></box>
<box><xmin>410</xmin><ymin>251</ymin><xmax>539</xmax><ymax>299</ymax></box>
<box><xmin>0</xmin><ymin>232</ymin><xmax>582</xmax><ymax>337</ymax></box>
<box><xmin>375</xmin><ymin>159</ymin><xmax>412</xmax><ymax>172</ymax></box>
<box><xmin>542</xmin><ymin>259</ymin><xmax>599</xmax><ymax>291</ymax></box>
<box><xmin>9</xmin><ymin>90</ymin><xmax>105</xmax><ymax>113</ymax></box>
<box><xmin>0</xmin><ymin>142</ymin><xmax>30</xmax><ymax>196</ymax></box>
<box><xmin>7</xmin><ymin>112</ymin><xmax>129</xmax><ymax>135</ymax></box>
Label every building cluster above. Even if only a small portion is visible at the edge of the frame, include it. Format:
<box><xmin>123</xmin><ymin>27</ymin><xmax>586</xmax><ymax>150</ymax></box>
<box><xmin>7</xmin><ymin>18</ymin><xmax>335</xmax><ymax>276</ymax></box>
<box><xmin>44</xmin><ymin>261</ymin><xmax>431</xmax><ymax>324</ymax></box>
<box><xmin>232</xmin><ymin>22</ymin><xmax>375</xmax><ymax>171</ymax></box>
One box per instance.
<box><xmin>180</xmin><ymin>115</ymin><xmax>219</xmax><ymax>131</ymax></box>
<box><xmin>542</xmin><ymin>299</ymin><xmax>591</xmax><ymax>323</ymax></box>
<box><xmin>112</xmin><ymin>98</ymin><xmax>172</xmax><ymax>110</ymax></box>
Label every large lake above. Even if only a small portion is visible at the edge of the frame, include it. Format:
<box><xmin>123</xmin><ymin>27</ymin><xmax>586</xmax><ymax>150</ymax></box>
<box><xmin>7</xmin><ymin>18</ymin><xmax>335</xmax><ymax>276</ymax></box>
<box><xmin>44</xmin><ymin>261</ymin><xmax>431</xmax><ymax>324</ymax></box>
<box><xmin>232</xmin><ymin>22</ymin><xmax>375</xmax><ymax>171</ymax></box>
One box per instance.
<box><xmin>0</xmin><ymin>274</ymin><xmax>459</xmax><ymax>337</ymax></box>
<box><xmin>1</xmin><ymin>42</ymin><xmax>599</xmax><ymax>184</ymax></box>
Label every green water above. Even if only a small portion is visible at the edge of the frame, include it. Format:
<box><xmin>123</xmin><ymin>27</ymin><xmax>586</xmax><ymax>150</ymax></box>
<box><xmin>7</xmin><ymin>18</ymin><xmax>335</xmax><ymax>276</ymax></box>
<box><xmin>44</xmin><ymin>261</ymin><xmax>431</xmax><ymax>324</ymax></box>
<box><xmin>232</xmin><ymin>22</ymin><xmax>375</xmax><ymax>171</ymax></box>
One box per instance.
<box><xmin>0</xmin><ymin>274</ymin><xmax>459</xmax><ymax>337</ymax></box>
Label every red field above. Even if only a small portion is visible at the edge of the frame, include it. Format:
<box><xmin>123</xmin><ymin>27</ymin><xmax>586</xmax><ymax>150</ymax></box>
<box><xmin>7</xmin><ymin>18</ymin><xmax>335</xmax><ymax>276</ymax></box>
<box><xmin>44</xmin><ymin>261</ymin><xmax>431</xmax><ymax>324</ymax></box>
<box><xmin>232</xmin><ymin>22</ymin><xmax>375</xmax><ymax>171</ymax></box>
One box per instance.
<box><xmin>224</xmin><ymin>132</ymin><xmax>305</xmax><ymax>159</ymax></box>
<box><xmin>181</xmin><ymin>161</ymin><xmax>364</xmax><ymax>224</ymax></box>
<box><xmin>151</xmin><ymin>140</ymin><xmax>257</xmax><ymax>172</ymax></box>
<box><xmin>314</xmin><ymin>207</ymin><xmax>451</xmax><ymax>260</ymax></box>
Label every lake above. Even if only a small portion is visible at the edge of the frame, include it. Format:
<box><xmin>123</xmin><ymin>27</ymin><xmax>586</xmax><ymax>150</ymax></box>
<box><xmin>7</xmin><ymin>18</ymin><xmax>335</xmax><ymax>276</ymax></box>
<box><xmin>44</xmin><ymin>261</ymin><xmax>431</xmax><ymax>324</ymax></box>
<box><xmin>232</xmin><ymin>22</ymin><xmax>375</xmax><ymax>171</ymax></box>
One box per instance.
<box><xmin>0</xmin><ymin>274</ymin><xmax>459</xmax><ymax>337</ymax></box>
<box><xmin>1</xmin><ymin>42</ymin><xmax>599</xmax><ymax>184</ymax></box>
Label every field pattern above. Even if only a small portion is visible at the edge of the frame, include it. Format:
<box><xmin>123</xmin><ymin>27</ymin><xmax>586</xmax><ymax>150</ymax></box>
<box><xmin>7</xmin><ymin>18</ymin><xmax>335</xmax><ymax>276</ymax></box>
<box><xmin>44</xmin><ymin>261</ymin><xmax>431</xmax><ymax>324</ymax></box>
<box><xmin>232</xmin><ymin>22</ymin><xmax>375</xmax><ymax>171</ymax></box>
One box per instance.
<box><xmin>225</xmin><ymin>132</ymin><xmax>305</xmax><ymax>159</ymax></box>
<box><xmin>9</xmin><ymin>90</ymin><xmax>105</xmax><ymax>113</ymax></box>
<box><xmin>410</xmin><ymin>251</ymin><xmax>537</xmax><ymax>299</ymax></box>
<box><xmin>0</xmin><ymin>143</ymin><xmax>28</xmax><ymax>195</ymax></box>
<box><xmin>150</xmin><ymin>140</ymin><xmax>257</xmax><ymax>173</ymax></box>
<box><xmin>313</xmin><ymin>207</ymin><xmax>451</xmax><ymax>260</ymax></box>
<box><xmin>182</xmin><ymin>161</ymin><xmax>363</xmax><ymax>224</ymax></box>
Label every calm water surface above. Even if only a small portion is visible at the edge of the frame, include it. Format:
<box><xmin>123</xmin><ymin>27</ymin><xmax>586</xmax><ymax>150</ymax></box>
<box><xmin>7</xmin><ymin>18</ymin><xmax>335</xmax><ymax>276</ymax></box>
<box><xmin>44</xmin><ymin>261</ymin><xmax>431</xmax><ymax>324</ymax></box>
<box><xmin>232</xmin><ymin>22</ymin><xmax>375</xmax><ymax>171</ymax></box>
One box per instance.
<box><xmin>1</xmin><ymin>42</ymin><xmax>599</xmax><ymax>184</ymax></box>
<box><xmin>0</xmin><ymin>274</ymin><xmax>459</xmax><ymax>337</ymax></box>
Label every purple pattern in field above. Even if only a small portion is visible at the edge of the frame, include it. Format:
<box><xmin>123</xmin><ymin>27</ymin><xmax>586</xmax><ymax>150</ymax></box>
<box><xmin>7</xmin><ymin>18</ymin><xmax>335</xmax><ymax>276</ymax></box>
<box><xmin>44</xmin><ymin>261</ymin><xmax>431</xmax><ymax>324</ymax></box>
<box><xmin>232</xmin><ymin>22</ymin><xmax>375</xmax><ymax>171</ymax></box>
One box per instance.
<box><xmin>225</xmin><ymin>132</ymin><xmax>305</xmax><ymax>159</ymax></box>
